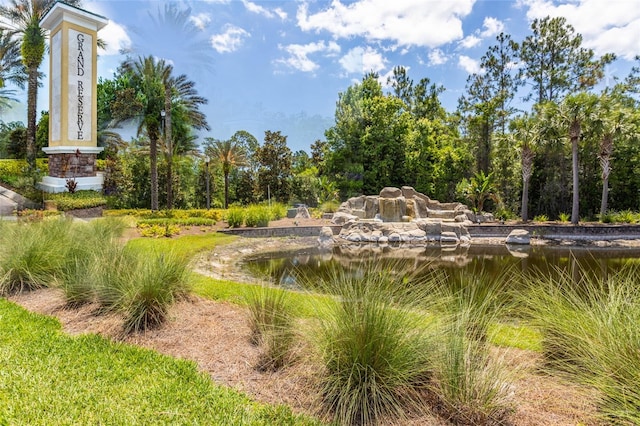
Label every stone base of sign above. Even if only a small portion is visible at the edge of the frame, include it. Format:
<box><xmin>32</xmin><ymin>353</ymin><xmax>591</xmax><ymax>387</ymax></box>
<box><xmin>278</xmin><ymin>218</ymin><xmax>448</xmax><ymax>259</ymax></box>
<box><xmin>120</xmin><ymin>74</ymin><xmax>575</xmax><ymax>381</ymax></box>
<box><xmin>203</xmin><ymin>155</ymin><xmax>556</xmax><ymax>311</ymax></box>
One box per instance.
<box><xmin>40</xmin><ymin>146</ymin><xmax>104</xmax><ymax>193</ymax></box>
<box><xmin>38</xmin><ymin>174</ymin><xmax>104</xmax><ymax>193</ymax></box>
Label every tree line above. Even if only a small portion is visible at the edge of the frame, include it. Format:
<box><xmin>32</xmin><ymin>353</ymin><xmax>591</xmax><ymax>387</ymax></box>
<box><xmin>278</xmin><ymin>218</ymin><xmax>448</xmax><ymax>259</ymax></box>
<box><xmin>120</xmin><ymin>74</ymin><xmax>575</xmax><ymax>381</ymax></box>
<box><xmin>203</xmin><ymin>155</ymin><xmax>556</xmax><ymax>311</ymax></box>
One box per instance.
<box><xmin>2</xmin><ymin>4</ymin><xmax>640</xmax><ymax>220</ymax></box>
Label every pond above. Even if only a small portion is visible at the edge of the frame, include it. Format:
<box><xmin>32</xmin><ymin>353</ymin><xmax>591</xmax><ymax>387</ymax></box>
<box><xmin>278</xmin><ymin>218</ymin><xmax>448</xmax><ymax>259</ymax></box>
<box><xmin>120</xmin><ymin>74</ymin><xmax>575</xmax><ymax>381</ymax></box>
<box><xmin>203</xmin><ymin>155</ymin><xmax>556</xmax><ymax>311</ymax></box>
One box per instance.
<box><xmin>243</xmin><ymin>243</ymin><xmax>640</xmax><ymax>290</ymax></box>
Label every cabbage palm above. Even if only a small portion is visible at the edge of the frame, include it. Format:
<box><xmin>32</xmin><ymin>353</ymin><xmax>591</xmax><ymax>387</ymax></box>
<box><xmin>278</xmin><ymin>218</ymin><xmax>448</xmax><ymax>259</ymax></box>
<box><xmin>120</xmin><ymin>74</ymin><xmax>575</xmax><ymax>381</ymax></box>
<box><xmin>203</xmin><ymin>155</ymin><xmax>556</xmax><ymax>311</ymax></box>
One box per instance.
<box><xmin>0</xmin><ymin>28</ymin><xmax>25</xmax><ymax>110</ymax></box>
<box><xmin>120</xmin><ymin>55</ymin><xmax>165</xmax><ymax>210</ymax></box>
<box><xmin>204</xmin><ymin>138</ymin><xmax>247</xmax><ymax>209</ymax></box>
<box><xmin>0</xmin><ymin>0</ymin><xmax>82</xmax><ymax>169</ymax></box>
<box><xmin>556</xmin><ymin>93</ymin><xmax>598</xmax><ymax>224</ymax></box>
<box><xmin>161</xmin><ymin>64</ymin><xmax>208</xmax><ymax>208</ymax></box>
<box><xmin>512</xmin><ymin>114</ymin><xmax>539</xmax><ymax>222</ymax></box>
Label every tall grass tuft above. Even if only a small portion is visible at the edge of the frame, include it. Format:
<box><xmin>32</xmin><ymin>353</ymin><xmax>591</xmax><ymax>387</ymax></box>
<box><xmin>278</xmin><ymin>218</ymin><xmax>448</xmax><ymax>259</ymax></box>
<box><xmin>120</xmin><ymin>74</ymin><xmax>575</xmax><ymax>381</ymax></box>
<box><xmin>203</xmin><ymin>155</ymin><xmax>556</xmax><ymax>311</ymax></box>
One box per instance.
<box><xmin>119</xmin><ymin>249</ymin><xmax>192</xmax><ymax>333</ymax></box>
<box><xmin>524</xmin><ymin>263</ymin><xmax>640</xmax><ymax>424</ymax></box>
<box><xmin>429</xmin><ymin>309</ymin><xmax>514</xmax><ymax>425</ymax></box>
<box><xmin>58</xmin><ymin>218</ymin><xmax>128</xmax><ymax>306</ymax></box>
<box><xmin>309</xmin><ymin>263</ymin><xmax>435</xmax><ymax>425</ymax></box>
<box><xmin>0</xmin><ymin>218</ymin><xmax>73</xmax><ymax>295</ymax></box>
<box><xmin>244</xmin><ymin>285</ymin><xmax>296</xmax><ymax>371</ymax></box>
<box><xmin>426</xmin><ymin>267</ymin><xmax>516</xmax><ymax>424</ymax></box>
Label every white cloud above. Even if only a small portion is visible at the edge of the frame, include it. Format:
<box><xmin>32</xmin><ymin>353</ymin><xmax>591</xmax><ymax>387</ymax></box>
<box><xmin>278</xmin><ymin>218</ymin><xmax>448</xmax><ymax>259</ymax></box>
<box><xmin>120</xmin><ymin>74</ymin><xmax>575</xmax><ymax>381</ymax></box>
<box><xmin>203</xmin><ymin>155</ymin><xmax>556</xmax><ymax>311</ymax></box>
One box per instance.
<box><xmin>189</xmin><ymin>13</ymin><xmax>211</xmax><ymax>31</ymax></box>
<box><xmin>210</xmin><ymin>24</ymin><xmax>250</xmax><ymax>53</ymax></box>
<box><xmin>458</xmin><ymin>55</ymin><xmax>481</xmax><ymax>74</ymax></box>
<box><xmin>459</xmin><ymin>35</ymin><xmax>481</xmax><ymax>49</ymax></box>
<box><xmin>98</xmin><ymin>21</ymin><xmax>131</xmax><ymax>56</ymax></box>
<box><xmin>339</xmin><ymin>46</ymin><xmax>387</xmax><ymax>75</ymax></box>
<box><xmin>521</xmin><ymin>0</ymin><xmax>640</xmax><ymax>60</ymax></box>
<box><xmin>242</xmin><ymin>0</ymin><xmax>288</xmax><ymax>20</ymax></box>
<box><xmin>275</xmin><ymin>41</ymin><xmax>341</xmax><ymax>73</ymax></box>
<box><xmin>480</xmin><ymin>17</ymin><xmax>504</xmax><ymax>38</ymax></box>
<box><xmin>203</xmin><ymin>0</ymin><xmax>230</xmax><ymax>3</ymax></box>
<box><xmin>429</xmin><ymin>49</ymin><xmax>448</xmax><ymax>65</ymax></box>
<box><xmin>297</xmin><ymin>0</ymin><xmax>475</xmax><ymax>48</ymax></box>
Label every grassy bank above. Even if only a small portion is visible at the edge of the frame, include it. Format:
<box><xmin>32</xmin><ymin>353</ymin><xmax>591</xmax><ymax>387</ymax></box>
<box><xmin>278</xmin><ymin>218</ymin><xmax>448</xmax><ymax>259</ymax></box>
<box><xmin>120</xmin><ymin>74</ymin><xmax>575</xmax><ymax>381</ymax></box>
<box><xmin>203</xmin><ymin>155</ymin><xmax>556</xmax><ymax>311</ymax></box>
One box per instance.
<box><xmin>0</xmin><ymin>299</ymin><xmax>320</xmax><ymax>425</ymax></box>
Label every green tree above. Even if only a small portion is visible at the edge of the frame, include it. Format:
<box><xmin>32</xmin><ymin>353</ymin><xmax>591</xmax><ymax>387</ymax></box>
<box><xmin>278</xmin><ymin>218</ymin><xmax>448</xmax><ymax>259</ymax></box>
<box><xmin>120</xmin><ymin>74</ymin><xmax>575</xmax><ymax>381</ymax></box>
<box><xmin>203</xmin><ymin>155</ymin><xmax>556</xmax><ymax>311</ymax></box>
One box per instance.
<box><xmin>160</xmin><ymin>65</ymin><xmax>209</xmax><ymax>209</ymax></box>
<box><xmin>116</xmin><ymin>56</ymin><xmax>165</xmax><ymax>210</ymax></box>
<box><xmin>256</xmin><ymin>130</ymin><xmax>292</xmax><ymax>203</ymax></box>
<box><xmin>511</xmin><ymin>115</ymin><xmax>539</xmax><ymax>221</ymax></box>
<box><xmin>204</xmin><ymin>137</ymin><xmax>247</xmax><ymax>209</ymax></box>
<box><xmin>0</xmin><ymin>0</ymin><xmax>82</xmax><ymax>171</ymax></box>
<box><xmin>556</xmin><ymin>92</ymin><xmax>599</xmax><ymax>224</ymax></box>
<box><xmin>0</xmin><ymin>28</ymin><xmax>25</xmax><ymax>110</ymax></box>
<box><xmin>325</xmin><ymin>74</ymin><xmax>411</xmax><ymax>196</ymax></box>
<box><xmin>519</xmin><ymin>16</ymin><xmax>615</xmax><ymax>104</ymax></box>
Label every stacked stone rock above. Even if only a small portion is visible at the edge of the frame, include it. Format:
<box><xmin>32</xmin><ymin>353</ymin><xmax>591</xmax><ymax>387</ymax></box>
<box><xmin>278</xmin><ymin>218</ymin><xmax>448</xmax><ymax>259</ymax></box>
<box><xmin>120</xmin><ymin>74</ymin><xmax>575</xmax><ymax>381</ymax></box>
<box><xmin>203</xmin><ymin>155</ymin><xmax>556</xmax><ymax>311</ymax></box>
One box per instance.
<box><xmin>329</xmin><ymin>186</ymin><xmax>478</xmax><ymax>246</ymax></box>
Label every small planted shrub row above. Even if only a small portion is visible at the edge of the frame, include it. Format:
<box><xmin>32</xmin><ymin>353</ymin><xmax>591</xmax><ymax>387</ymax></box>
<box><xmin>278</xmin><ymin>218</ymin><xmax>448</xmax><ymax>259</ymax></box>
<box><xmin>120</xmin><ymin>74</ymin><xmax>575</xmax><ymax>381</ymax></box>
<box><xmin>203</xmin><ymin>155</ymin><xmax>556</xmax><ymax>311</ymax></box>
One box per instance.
<box><xmin>46</xmin><ymin>190</ymin><xmax>107</xmax><ymax>211</ymax></box>
<box><xmin>137</xmin><ymin>222</ymin><xmax>182</xmax><ymax>238</ymax></box>
<box><xmin>104</xmin><ymin>208</ymin><xmax>223</xmax><ymax>221</ymax></box>
<box><xmin>600</xmin><ymin>209</ymin><xmax>640</xmax><ymax>224</ymax></box>
<box><xmin>0</xmin><ymin>218</ymin><xmax>190</xmax><ymax>333</ymax></box>
<box><xmin>137</xmin><ymin>217</ymin><xmax>216</xmax><ymax>227</ymax></box>
<box><xmin>224</xmin><ymin>202</ymin><xmax>288</xmax><ymax>228</ymax></box>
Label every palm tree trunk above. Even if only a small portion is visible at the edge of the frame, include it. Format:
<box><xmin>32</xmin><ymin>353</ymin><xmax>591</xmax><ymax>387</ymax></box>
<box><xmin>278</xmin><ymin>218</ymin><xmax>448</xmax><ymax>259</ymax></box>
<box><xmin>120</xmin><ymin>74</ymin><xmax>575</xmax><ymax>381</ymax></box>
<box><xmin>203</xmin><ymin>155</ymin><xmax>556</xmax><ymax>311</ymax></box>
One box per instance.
<box><xmin>600</xmin><ymin>175</ymin><xmax>609</xmax><ymax>219</ymax></box>
<box><xmin>150</xmin><ymin>137</ymin><xmax>158</xmax><ymax>211</ymax></box>
<box><xmin>224</xmin><ymin>172</ymin><xmax>229</xmax><ymax>209</ymax></box>
<box><xmin>521</xmin><ymin>178</ymin><xmax>529</xmax><ymax>222</ymax></box>
<box><xmin>26</xmin><ymin>65</ymin><xmax>38</xmax><ymax>171</ymax></box>
<box><xmin>165</xmin><ymin>93</ymin><xmax>173</xmax><ymax>209</ymax></box>
<box><xmin>570</xmin><ymin>121</ymin><xmax>580</xmax><ymax>225</ymax></box>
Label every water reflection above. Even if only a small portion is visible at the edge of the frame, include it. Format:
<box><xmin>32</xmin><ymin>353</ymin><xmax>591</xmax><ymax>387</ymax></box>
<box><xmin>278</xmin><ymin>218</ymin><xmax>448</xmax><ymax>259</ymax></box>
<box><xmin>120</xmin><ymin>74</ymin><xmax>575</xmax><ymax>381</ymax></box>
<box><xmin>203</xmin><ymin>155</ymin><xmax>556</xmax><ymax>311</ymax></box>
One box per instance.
<box><xmin>243</xmin><ymin>244</ymin><xmax>640</xmax><ymax>291</ymax></box>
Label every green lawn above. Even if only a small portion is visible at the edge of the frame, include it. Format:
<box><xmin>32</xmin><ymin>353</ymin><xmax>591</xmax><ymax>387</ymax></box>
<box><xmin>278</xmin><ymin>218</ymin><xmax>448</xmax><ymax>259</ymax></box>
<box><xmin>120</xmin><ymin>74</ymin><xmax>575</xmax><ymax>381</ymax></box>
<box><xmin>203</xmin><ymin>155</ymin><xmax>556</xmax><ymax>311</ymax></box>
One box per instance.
<box><xmin>0</xmin><ymin>298</ymin><xmax>321</xmax><ymax>425</ymax></box>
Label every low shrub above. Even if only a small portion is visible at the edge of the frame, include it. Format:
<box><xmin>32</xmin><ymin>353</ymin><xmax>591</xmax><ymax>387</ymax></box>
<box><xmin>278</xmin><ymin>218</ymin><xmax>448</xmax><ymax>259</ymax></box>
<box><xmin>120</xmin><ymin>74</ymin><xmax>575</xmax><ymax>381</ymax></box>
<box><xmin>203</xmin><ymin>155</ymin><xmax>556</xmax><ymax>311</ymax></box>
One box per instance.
<box><xmin>319</xmin><ymin>200</ymin><xmax>340</xmax><ymax>213</ymax></box>
<box><xmin>47</xmin><ymin>190</ymin><xmax>106</xmax><ymax>211</ymax></box>
<box><xmin>244</xmin><ymin>285</ymin><xmax>296</xmax><ymax>371</ymax></box>
<box><xmin>138</xmin><ymin>223</ymin><xmax>181</xmax><ymax>238</ymax></box>
<box><xmin>269</xmin><ymin>202</ymin><xmax>287</xmax><ymax>220</ymax></box>
<box><xmin>137</xmin><ymin>217</ymin><xmax>216</xmax><ymax>227</ymax></box>
<box><xmin>558</xmin><ymin>212</ymin><xmax>570</xmax><ymax>222</ymax></box>
<box><xmin>533</xmin><ymin>214</ymin><xmax>549</xmax><ymax>222</ymax></box>
<box><xmin>245</xmin><ymin>205</ymin><xmax>270</xmax><ymax>227</ymax></box>
<box><xmin>225</xmin><ymin>207</ymin><xmax>244</xmax><ymax>228</ymax></box>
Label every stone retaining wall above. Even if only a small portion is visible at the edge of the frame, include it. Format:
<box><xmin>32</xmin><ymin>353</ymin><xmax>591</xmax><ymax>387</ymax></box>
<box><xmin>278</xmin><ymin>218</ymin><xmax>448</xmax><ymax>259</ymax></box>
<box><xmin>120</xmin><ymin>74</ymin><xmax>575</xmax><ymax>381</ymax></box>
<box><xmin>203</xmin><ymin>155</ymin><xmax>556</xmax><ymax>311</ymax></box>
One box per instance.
<box><xmin>218</xmin><ymin>225</ymin><xmax>342</xmax><ymax>238</ymax></box>
<box><xmin>470</xmin><ymin>224</ymin><xmax>640</xmax><ymax>239</ymax></box>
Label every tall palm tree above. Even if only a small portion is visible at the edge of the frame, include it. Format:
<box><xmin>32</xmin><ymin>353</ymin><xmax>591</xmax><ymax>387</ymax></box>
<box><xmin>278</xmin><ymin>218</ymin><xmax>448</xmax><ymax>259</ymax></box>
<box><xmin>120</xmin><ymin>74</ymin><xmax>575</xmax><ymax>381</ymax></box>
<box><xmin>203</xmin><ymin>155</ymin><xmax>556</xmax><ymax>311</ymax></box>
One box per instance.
<box><xmin>0</xmin><ymin>0</ymin><xmax>82</xmax><ymax>170</ymax></box>
<box><xmin>557</xmin><ymin>93</ymin><xmax>598</xmax><ymax>224</ymax></box>
<box><xmin>120</xmin><ymin>55</ymin><xmax>165</xmax><ymax>210</ymax></box>
<box><xmin>593</xmin><ymin>93</ymin><xmax>630</xmax><ymax>218</ymax></box>
<box><xmin>204</xmin><ymin>138</ymin><xmax>247</xmax><ymax>209</ymax></box>
<box><xmin>160</xmin><ymin>64</ymin><xmax>209</xmax><ymax>209</ymax></box>
<box><xmin>512</xmin><ymin>115</ymin><xmax>538</xmax><ymax>222</ymax></box>
<box><xmin>0</xmin><ymin>28</ymin><xmax>26</xmax><ymax>110</ymax></box>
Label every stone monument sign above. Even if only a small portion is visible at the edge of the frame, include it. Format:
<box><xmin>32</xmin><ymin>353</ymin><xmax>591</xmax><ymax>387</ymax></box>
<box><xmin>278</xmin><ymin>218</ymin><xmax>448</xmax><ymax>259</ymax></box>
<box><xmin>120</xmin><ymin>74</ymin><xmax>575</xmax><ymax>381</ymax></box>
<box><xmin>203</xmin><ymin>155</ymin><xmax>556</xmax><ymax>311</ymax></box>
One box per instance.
<box><xmin>39</xmin><ymin>2</ymin><xmax>108</xmax><ymax>192</ymax></box>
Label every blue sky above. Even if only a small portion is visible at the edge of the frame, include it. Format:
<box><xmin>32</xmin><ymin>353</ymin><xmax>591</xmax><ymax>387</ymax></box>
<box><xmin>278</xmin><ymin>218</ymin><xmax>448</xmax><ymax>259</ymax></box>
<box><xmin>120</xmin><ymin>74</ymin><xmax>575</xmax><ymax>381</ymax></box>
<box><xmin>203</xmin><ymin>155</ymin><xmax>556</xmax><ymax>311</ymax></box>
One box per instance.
<box><xmin>1</xmin><ymin>0</ymin><xmax>639</xmax><ymax>152</ymax></box>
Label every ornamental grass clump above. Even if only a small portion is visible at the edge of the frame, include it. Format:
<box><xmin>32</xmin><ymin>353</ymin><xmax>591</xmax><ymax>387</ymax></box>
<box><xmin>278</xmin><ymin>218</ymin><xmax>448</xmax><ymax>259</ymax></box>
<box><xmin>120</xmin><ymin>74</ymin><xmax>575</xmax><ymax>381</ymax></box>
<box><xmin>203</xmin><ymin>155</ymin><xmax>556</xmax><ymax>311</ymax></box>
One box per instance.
<box><xmin>309</xmin><ymin>263</ymin><xmax>435</xmax><ymax>425</ymax></box>
<box><xmin>57</xmin><ymin>218</ymin><xmax>127</xmax><ymax>306</ymax></box>
<box><xmin>245</xmin><ymin>205</ymin><xmax>270</xmax><ymax>227</ymax></box>
<box><xmin>0</xmin><ymin>218</ymin><xmax>73</xmax><ymax>295</ymax></box>
<box><xmin>523</xmin><ymin>263</ymin><xmax>640</xmax><ymax>424</ymax></box>
<box><xmin>225</xmin><ymin>207</ymin><xmax>244</xmax><ymax>228</ymax></box>
<box><xmin>118</xmin><ymin>248</ymin><xmax>192</xmax><ymax>333</ymax></box>
<box><xmin>426</xmin><ymin>267</ymin><xmax>516</xmax><ymax>425</ymax></box>
<box><xmin>244</xmin><ymin>285</ymin><xmax>296</xmax><ymax>371</ymax></box>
